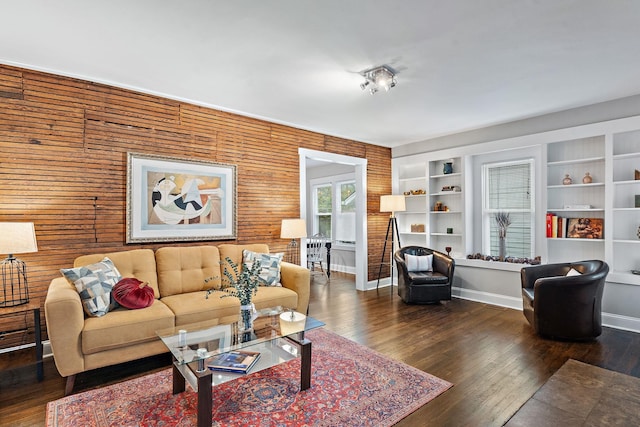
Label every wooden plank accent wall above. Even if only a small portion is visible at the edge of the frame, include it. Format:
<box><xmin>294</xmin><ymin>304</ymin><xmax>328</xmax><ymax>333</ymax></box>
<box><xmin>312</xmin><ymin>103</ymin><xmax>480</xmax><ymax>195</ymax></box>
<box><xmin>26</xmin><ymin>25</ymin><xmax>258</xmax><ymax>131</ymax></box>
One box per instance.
<box><xmin>0</xmin><ymin>64</ymin><xmax>392</xmax><ymax>349</ymax></box>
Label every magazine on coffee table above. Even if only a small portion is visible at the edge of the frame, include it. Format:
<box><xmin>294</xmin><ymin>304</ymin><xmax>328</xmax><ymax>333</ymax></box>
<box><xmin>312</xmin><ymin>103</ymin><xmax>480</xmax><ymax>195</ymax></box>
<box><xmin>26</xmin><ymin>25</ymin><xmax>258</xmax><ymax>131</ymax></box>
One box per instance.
<box><xmin>207</xmin><ymin>350</ymin><xmax>261</xmax><ymax>373</ymax></box>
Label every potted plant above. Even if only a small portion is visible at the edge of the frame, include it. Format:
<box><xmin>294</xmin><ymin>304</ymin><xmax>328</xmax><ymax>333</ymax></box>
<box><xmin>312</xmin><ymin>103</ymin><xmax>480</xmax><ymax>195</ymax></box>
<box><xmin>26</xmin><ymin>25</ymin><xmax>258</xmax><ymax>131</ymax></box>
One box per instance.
<box><xmin>206</xmin><ymin>257</ymin><xmax>261</xmax><ymax>333</ymax></box>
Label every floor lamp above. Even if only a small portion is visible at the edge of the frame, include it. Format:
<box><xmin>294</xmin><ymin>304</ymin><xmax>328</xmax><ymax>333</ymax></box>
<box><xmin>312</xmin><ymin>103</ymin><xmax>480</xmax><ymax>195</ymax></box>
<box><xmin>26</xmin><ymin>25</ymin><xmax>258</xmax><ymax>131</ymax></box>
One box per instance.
<box><xmin>376</xmin><ymin>195</ymin><xmax>406</xmax><ymax>293</ymax></box>
<box><xmin>0</xmin><ymin>222</ymin><xmax>38</xmax><ymax>307</ymax></box>
<box><xmin>280</xmin><ymin>219</ymin><xmax>307</xmax><ymax>266</ymax></box>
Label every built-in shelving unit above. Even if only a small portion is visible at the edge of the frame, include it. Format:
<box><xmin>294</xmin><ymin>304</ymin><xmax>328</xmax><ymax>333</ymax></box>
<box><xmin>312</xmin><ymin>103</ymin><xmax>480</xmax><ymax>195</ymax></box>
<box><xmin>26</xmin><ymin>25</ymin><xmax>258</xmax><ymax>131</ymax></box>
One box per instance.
<box><xmin>428</xmin><ymin>158</ymin><xmax>463</xmax><ymax>257</ymax></box>
<box><xmin>393</xmin><ymin>157</ymin><xmax>464</xmax><ymax>255</ymax></box>
<box><xmin>545</xmin><ymin>136</ymin><xmax>606</xmax><ymax>263</ymax></box>
<box><xmin>392</xmin><ymin>117</ymin><xmax>640</xmax><ymax>287</ymax></box>
<box><xmin>610</xmin><ymin>129</ymin><xmax>640</xmax><ymax>285</ymax></box>
<box><xmin>395</xmin><ymin>163</ymin><xmax>429</xmax><ymax>247</ymax></box>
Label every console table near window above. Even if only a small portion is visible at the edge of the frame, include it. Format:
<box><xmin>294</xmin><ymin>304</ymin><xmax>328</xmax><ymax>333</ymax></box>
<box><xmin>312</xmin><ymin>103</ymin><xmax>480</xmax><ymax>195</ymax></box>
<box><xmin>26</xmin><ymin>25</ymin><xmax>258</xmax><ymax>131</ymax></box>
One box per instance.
<box><xmin>0</xmin><ymin>299</ymin><xmax>43</xmax><ymax>381</ymax></box>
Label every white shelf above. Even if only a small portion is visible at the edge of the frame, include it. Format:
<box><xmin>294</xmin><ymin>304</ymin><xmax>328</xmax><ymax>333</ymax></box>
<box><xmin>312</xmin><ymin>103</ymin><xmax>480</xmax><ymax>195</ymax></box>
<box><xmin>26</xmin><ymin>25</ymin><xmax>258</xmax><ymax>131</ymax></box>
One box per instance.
<box><xmin>430</xmin><ymin>211</ymin><xmax>462</xmax><ymax>214</ymax></box>
<box><xmin>613</xmin><ymin>180</ymin><xmax>640</xmax><ymax>185</ymax></box>
<box><xmin>399</xmin><ymin>231</ymin><xmax>427</xmax><ymax>236</ymax></box>
<box><xmin>547</xmin><ymin>238</ymin><xmax>604</xmax><ymax>243</ymax></box>
<box><xmin>613</xmin><ymin>239</ymin><xmax>640</xmax><ymax>244</ymax></box>
<box><xmin>430</xmin><ymin>172</ymin><xmax>462</xmax><ymax>179</ymax></box>
<box><xmin>547</xmin><ymin>208</ymin><xmax>604</xmax><ymax>212</ymax></box>
<box><xmin>399</xmin><ymin>176</ymin><xmax>427</xmax><ymax>182</ymax></box>
<box><xmin>397</xmin><ymin>210</ymin><xmax>427</xmax><ymax>214</ymax></box>
<box><xmin>547</xmin><ymin>182</ymin><xmax>605</xmax><ymax>189</ymax></box>
<box><xmin>613</xmin><ymin>152</ymin><xmax>640</xmax><ymax>160</ymax></box>
<box><xmin>430</xmin><ymin>191</ymin><xmax>463</xmax><ymax>196</ymax></box>
<box><xmin>547</xmin><ymin>156</ymin><xmax>605</xmax><ymax>166</ymax></box>
<box><xmin>431</xmin><ymin>233</ymin><xmax>462</xmax><ymax>237</ymax></box>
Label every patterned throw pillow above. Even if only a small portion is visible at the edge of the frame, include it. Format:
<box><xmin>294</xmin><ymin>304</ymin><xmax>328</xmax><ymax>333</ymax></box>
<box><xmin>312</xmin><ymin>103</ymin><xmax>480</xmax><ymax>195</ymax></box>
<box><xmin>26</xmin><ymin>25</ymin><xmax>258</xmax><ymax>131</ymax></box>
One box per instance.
<box><xmin>61</xmin><ymin>257</ymin><xmax>122</xmax><ymax>317</ymax></box>
<box><xmin>242</xmin><ymin>250</ymin><xmax>284</xmax><ymax>287</ymax></box>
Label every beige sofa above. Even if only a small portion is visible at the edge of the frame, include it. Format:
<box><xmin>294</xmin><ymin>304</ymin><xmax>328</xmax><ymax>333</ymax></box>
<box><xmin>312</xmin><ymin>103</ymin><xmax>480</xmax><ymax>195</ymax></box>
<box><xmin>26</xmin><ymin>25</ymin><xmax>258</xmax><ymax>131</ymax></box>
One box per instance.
<box><xmin>44</xmin><ymin>244</ymin><xmax>310</xmax><ymax>394</ymax></box>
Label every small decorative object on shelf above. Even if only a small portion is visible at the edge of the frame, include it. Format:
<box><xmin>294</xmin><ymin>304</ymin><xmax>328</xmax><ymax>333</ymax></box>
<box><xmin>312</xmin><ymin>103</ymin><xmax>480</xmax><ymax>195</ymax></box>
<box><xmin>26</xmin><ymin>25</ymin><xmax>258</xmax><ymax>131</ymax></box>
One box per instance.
<box><xmin>637</xmin><ymin>225</ymin><xmax>640</xmax><ymax>239</ymax></box>
<box><xmin>635</xmin><ymin>169</ymin><xmax>640</xmax><ymax>180</ymax></box>
<box><xmin>434</xmin><ymin>201</ymin><xmax>443</xmax><ymax>211</ymax></box>
<box><xmin>563</xmin><ymin>174</ymin><xmax>572</xmax><ymax>185</ymax></box>
<box><xmin>403</xmin><ymin>191</ymin><xmax>410</xmax><ymax>196</ymax></box>
<box><xmin>411</xmin><ymin>224</ymin><xmax>425</xmax><ymax>232</ymax></box>
<box><xmin>443</xmin><ymin>161</ymin><xmax>453</xmax><ymax>174</ymax></box>
<box><xmin>636</xmin><ymin>195</ymin><xmax>640</xmax><ymax>208</ymax></box>
<box><xmin>409</xmin><ymin>189</ymin><xmax>425</xmax><ymax>195</ymax></box>
<box><xmin>582</xmin><ymin>172</ymin><xmax>592</xmax><ymax>184</ymax></box>
<box><xmin>445</xmin><ymin>246</ymin><xmax>452</xmax><ymax>256</ymax></box>
<box><xmin>446</xmin><ymin>227</ymin><xmax>453</xmax><ymax>234</ymax></box>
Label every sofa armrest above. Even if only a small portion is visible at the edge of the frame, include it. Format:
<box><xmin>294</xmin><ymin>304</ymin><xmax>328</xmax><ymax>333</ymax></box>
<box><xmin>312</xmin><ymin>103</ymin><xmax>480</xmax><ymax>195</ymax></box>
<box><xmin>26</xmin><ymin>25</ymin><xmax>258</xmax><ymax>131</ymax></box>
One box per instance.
<box><xmin>280</xmin><ymin>262</ymin><xmax>310</xmax><ymax>314</ymax></box>
<box><xmin>44</xmin><ymin>277</ymin><xmax>85</xmax><ymax>377</ymax></box>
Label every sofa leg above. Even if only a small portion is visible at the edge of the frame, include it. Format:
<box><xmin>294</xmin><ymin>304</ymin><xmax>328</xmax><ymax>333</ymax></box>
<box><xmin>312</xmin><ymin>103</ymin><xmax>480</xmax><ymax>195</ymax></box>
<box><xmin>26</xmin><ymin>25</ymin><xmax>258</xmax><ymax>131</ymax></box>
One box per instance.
<box><xmin>64</xmin><ymin>375</ymin><xmax>76</xmax><ymax>396</ymax></box>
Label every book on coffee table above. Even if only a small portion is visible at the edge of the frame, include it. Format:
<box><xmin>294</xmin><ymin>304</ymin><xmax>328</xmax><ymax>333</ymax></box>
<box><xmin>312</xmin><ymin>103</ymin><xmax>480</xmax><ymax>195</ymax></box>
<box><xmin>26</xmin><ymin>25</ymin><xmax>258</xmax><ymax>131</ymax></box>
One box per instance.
<box><xmin>207</xmin><ymin>350</ymin><xmax>261</xmax><ymax>373</ymax></box>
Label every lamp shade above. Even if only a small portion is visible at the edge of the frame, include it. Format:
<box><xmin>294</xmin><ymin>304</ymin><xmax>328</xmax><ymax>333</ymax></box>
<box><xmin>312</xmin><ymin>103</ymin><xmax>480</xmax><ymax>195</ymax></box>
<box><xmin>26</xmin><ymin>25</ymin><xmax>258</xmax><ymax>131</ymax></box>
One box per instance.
<box><xmin>380</xmin><ymin>195</ymin><xmax>406</xmax><ymax>213</ymax></box>
<box><xmin>280</xmin><ymin>219</ymin><xmax>307</xmax><ymax>239</ymax></box>
<box><xmin>0</xmin><ymin>222</ymin><xmax>38</xmax><ymax>255</ymax></box>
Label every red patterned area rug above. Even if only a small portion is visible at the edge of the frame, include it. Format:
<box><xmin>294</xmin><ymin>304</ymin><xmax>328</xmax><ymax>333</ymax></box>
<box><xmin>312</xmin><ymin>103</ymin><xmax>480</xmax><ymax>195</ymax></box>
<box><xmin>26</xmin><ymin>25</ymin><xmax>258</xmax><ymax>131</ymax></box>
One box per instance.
<box><xmin>47</xmin><ymin>329</ymin><xmax>452</xmax><ymax>427</ymax></box>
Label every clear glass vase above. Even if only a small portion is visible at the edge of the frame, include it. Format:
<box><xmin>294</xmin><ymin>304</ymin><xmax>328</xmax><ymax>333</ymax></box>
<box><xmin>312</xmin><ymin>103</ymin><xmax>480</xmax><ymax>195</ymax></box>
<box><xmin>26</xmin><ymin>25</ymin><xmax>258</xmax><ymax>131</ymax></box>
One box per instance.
<box><xmin>239</xmin><ymin>303</ymin><xmax>255</xmax><ymax>333</ymax></box>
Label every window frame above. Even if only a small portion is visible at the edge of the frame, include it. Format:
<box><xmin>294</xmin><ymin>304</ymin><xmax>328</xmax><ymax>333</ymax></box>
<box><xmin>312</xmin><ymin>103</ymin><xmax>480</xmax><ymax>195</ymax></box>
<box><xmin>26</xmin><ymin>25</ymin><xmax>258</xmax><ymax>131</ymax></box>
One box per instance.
<box><xmin>481</xmin><ymin>158</ymin><xmax>536</xmax><ymax>258</ymax></box>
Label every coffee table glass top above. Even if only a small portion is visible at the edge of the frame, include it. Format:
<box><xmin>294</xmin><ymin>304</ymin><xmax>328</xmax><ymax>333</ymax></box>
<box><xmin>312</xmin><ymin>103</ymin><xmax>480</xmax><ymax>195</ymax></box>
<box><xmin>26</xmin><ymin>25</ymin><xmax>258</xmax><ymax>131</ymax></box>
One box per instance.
<box><xmin>156</xmin><ymin>306</ymin><xmax>324</xmax><ymax>365</ymax></box>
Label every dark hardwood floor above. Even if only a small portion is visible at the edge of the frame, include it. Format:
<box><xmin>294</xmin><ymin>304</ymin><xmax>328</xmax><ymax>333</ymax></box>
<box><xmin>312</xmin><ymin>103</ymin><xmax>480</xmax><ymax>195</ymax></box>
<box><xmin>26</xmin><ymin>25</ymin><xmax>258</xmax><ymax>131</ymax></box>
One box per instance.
<box><xmin>2</xmin><ymin>272</ymin><xmax>640</xmax><ymax>426</ymax></box>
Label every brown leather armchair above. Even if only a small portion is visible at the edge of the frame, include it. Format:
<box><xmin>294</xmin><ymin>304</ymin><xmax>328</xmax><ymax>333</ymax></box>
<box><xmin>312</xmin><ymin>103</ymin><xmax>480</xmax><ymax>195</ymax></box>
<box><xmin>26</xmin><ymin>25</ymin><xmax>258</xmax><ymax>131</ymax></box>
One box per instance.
<box><xmin>521</xmin><ymin>260</ymin><xmax>609</xmax><ymax>341</ymax></box>
<box><xmin>394</xmin><ymin>246</ymin><xmax>455</xmax><ymax>304</ymax></box>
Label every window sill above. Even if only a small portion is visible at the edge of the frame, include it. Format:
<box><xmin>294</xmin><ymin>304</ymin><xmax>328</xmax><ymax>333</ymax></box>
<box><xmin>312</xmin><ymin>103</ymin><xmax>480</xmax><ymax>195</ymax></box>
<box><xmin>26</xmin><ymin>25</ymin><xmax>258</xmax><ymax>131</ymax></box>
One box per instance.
<box><xmin>454</xmin><ymin>258</ymin><xmax>527</xmax><ymax>272</ymax></box>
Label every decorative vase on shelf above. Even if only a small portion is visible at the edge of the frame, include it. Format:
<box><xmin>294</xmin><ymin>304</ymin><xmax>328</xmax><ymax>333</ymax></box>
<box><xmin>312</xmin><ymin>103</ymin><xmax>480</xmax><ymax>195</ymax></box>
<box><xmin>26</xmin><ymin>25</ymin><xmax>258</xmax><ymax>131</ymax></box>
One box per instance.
<box><xmin>498</xmin><ymin>237</ymin><xmax>506</xmax><ymax>262</ymax></box>
<box><xmin>563</xmin><ymin>174</ymin><xmax>572</xmax><ymax>185</ymax></box>
<box><xmin>443</xmin><ymin>162</ymin><xmax>453</xmax><ymax>174</ymax></box>
<box><xmin>637</xmin><ymin>225</ymin><xmax>640</xmax><ymax>239</ymax></box>
<box><xmin>582</xmin><ymin>172</ymin><xmax>592</xmax><ymax>184</ymax></box>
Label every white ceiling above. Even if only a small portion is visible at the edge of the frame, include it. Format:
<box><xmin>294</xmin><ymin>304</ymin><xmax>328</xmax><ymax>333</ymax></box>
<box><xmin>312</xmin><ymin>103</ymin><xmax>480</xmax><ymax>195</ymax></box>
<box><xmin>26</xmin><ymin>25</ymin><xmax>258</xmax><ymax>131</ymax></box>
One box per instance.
<box><xmin>2</xmin><ymin>1</ymin><xmax>640</xmax><ymax>148</ymax></box>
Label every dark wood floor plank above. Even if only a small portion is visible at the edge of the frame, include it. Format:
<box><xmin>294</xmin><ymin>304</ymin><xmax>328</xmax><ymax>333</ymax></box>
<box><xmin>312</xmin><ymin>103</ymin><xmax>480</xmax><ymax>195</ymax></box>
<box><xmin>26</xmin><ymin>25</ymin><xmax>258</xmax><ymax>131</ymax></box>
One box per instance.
<box><xmin>1</xmin><ymin>273</ymin><xmax>639</xmax><ymax>426</ymax></box>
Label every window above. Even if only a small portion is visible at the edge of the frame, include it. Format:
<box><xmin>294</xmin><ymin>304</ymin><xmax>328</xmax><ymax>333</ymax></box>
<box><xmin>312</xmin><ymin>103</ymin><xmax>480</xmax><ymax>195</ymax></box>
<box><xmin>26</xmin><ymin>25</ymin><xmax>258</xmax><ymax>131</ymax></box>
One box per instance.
<box><xmin>311</xmin><ymin>174</ymin><xmax>356</xmax><ymax>246</ymax></box>
<box><xmin>313</xmin><ymin>184</ymin><xmax>332</xmax><ymax>237</ymax></box>
<box><xmin>482</xmin><ymin>159</ymin><xmax>534</xmax><ymax>258</ymax></box>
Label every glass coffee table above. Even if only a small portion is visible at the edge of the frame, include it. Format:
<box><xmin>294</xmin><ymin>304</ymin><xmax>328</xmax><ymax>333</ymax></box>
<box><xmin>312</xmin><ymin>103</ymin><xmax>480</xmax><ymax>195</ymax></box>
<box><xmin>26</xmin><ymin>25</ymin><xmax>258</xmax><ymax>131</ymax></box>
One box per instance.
<box><xmin>157</xmin><ymin>306</ymin><xmax>324</xmax><ymax>427</ymax></box>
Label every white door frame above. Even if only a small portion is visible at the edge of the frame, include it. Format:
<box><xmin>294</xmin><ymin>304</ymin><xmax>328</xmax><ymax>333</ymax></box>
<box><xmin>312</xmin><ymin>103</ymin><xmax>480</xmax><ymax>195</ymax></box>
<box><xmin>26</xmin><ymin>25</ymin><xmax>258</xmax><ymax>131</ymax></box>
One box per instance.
<box><xmin>299</xmin><ymin>148</ymin><xmax>368</xmax><ymax>291</ymax></box>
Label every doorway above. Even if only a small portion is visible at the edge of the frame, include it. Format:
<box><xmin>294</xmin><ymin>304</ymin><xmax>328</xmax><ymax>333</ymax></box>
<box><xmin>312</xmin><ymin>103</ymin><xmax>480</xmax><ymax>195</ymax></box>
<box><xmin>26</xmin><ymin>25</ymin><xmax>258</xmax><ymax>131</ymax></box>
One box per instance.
<box><xmin>298</xmin><ymin>148</ymin><xmax>368</xmax><ymax>291</ymax></box>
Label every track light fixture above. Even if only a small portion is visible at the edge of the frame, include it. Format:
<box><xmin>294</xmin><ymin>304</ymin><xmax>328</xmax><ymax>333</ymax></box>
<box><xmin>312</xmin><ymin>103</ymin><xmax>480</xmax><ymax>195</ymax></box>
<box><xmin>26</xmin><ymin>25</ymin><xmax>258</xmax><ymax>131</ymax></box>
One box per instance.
<box><xmin>360</xmin><ymin>65</ymin><xmax>397</xmax><ymax>94</ymax></box>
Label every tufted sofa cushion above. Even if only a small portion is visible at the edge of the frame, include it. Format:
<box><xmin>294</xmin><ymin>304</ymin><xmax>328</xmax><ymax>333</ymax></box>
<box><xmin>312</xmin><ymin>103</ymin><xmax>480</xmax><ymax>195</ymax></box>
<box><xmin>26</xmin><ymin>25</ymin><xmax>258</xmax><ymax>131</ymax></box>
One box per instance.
<box><xmin>155</xmin><ymin>246</ymin><xmax>222</xmax><ymax>297</ymax></box>
<box><xmin>75</xmin><ymin>249</ymin><xmax>160</xmax><ymax>298</ymax></box>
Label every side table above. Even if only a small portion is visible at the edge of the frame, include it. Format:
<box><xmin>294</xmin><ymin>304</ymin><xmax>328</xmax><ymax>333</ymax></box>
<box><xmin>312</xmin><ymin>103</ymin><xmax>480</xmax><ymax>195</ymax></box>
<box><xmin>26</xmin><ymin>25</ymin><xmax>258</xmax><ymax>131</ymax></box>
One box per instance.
<box><xmin>0</xmin><ymin>299</ymin><xmax>43</xmax><ymax>381</ymax></box>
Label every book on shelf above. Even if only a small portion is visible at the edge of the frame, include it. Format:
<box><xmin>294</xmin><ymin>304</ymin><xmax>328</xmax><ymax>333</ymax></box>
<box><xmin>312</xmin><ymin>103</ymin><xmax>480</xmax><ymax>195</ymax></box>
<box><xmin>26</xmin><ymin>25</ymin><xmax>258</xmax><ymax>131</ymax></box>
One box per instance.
<box><xmin>207</xmin><ymin>350</ymin><xmax>260</xmax><ymax>373</ymax></box>
<box><xmin>546</xmin><ymin>212</ymin><xmax>567</xmax><ymax>238</ymax></box>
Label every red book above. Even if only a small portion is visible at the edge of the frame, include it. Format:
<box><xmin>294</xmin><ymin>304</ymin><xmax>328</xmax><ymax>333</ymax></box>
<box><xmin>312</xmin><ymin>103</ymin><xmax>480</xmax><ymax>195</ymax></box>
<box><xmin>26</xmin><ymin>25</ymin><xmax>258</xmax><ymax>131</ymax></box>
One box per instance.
<box><xmin>546</xmin><ymin>213</ymin><xmax>553</xmax><ymax>238</ymax></box>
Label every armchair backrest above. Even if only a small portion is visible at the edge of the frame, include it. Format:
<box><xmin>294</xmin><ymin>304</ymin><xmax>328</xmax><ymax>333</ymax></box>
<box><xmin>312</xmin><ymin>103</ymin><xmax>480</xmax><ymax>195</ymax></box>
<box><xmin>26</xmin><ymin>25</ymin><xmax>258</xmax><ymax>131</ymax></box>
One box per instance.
<box><xmin>394</xmin><ymin>246</ymin><xmax>455</xmax><ymax>280</ymax></box>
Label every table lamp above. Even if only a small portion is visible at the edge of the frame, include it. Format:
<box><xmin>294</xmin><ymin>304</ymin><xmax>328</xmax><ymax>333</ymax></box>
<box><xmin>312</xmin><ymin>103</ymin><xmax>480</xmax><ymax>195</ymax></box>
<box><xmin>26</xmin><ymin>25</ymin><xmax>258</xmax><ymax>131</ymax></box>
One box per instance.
<box><xmin>280</xmin><ymin>219</ymin><xmax>307</xmax><ymax>265</ymax></box>
<box><xmin>0</xmin><ymin>222</ymin><xmax>38</xmax><ymax>307</ymax></box>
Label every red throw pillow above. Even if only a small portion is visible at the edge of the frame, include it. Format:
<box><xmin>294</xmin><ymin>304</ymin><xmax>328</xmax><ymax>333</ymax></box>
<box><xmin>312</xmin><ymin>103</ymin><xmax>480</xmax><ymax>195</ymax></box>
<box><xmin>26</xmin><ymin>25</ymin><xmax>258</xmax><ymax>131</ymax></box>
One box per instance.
<box><xmin>113</xmin><ymin>278</ymin><xmax>155</xmax><ymax>309</ymax></box>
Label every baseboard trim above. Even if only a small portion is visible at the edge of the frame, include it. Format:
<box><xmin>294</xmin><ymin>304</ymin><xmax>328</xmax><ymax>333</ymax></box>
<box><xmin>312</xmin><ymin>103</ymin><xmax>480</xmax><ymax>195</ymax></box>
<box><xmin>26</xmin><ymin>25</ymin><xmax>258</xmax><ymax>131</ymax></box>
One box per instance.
<box><xmin>452</xmin><ymin>287</ymin><xmax>523</xmax><ymax>310</ymax></box>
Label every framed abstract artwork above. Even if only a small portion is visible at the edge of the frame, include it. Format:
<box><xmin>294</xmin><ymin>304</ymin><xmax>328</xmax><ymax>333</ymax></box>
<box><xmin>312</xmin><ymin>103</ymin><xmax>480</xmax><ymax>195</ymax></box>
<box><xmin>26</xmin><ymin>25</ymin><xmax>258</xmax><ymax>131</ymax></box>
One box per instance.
<box><xmin>126</xmin><ymin>152</ymin><xmax>236</xmax><ymax>243</ymax></box>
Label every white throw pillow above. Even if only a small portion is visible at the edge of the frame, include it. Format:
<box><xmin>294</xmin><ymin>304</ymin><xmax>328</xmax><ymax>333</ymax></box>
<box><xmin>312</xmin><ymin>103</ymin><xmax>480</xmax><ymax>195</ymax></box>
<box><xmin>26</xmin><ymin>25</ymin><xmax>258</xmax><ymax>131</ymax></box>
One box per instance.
<box><xmin>405</xmin><ymin>254</ymin><xmax>433</xmax><ymax>272</ymax></box>
<box><xmin>566</xmin><ymin>268</ymin><xmax>582</xmax><ymax>276</ymax></box>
